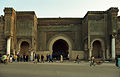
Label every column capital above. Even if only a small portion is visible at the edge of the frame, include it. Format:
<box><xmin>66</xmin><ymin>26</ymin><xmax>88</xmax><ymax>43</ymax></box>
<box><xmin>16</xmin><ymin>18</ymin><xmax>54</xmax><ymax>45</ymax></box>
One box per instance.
<box><xmin>112</xmin><ymin>33</ymin><xmax>117</xmax><ymax>38</ymax></box>
<box><xmin>6</xmin><ymin>36</ymin><xmax>12</xmax><ymax>39</ymax></box>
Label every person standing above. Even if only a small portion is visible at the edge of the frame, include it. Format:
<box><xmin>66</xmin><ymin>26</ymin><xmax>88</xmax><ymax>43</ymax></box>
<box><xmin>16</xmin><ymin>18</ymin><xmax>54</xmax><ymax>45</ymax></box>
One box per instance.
<box><xmin>6</xmin><ymin>54</ymin><xmax>9</xmax><ymax>63</ymax></box>
<box><xmin>41</xmin><ymin>55</ymin><xmax>44</xmax><ymax>63</ymax></box>
<box><xmin>15</xmin><ymin>55</ymin><xmax>18</xmax><ymax>62</ymax></box>
<box><xmin>20</xmin><ymin>56</ymin><xmax>23</xmax><ymax>62</ymax></box>
<box><xmin>90</xmin><ymin>56</ymin><xmax>95</xmax><ymax>66</ymax></box>
<box><xmin>37</xmin><ymin>54</ymin><xmax>40</xmax><ymax>62</ymax></box>
<box><xmin>115</xmin><ymin>55</ymin><xmax>118</xmax><ymax>67</ymax></box>
<box><xmin>12</xmin><ymin>55</ymin><xmax>15</xmax><ymax>62</ymax></box>
<box><xmin>75</xmin><ymin>55</ymin><xmax>79</xmax><ymax>64</ymax></box>
<box><xmin>60</xmin><ymin>55</ymin><xmax>63</xmax><ymax>63</ymax></box>
<box><xmin>23</xmin><ymin>54</ymin><xmax>25</xmax><ymax>62</ymax></box>
<box><xmin>26</xmin><ymin>55</ymin><xmax>29</xmax><ymax>62</ymax></box>
<box><xmin>10</xmin><ymin>55</ymin><xmax>13</xmax><ymax>63</ymax></box>
<box><xmin>49</xmin><ymin>55</ymin><xmax>53</xmax><ymax>62</ymax></box>
<box><xmin>17</xmin><ymin>54</ymin><xmax>20</xmax><ymax>62</ymax></box>
<box><xmin>34</xmin><ymin>54</ymin><xmax>37</xmax><ymax>64</ymax></box>
<box><xmin>118</xmin><ymin>56</ymin><xmax>120</xmax><ymax>68</ymax></box>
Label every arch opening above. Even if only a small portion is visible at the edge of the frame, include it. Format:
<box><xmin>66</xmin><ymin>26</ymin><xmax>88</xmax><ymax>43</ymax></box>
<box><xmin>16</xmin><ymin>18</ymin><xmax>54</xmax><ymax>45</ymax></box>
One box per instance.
<box><xmin>92</xmin><ymin>40</ymin><xmax>103</xmax><ymax>58</ymax></box>
<box><xmin>19</xmin><ymin>41</ymin><xmax>30</xmax><ymax>56</ymax></box>
<box><xmin>52</xmin><ymin>39</ymin><xmax>69</xmax><ymax>60</ymax></box>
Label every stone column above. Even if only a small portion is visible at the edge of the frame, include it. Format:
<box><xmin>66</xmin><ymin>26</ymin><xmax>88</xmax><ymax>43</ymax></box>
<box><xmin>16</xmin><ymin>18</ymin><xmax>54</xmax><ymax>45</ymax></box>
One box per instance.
<box><xmin>102</xmin><ymin>48</ymin><xmax>105</xmax><ymax>59</ymax></box>
<box><xmin>7</xmin><ymin>37</ymin><xmax>11</xmax><ymax>56</ymax></box>
<box><xmin>106</xmin><ymin>48</ymin><xmax>109</xmax><ymax>59</ymax></box>
<box><xmin>111</xmin><ymin>35</ymin><xmax>116</xmax><ymax>59</ymax></box>
<box><xmin>89</xmin><ymin>48</ymin><xmax>92</xmax><ymax>60</ymax></box>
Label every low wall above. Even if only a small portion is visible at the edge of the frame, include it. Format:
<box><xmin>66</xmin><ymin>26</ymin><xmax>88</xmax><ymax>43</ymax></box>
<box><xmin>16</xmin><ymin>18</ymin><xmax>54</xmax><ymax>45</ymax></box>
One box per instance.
<box><xmin>70</xmin><ymin>51</ymin><xmax>84</xmax><ymax>60</ymax></box>
<box><xmin>36</xmin><ymin>51</ymin><xmax>50</xmax><ymax>60</ymax></box>
<box><xmin>37</xmin><ymin>50</ymin><xmax>85</xmax><ymax>60</ymax></box>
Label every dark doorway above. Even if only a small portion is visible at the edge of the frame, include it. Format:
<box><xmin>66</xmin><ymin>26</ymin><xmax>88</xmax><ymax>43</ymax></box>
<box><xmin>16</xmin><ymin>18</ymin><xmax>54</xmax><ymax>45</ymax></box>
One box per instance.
<box><xmin>52</xmin><ymin>39</ymin><xmax>69</xmax><ymax>60</ymax></box>
<box><xmin>92</xmin><ymin>40</ymin><xmax>103</xmax><ymax>58</ymax></box>
<box><xmin>20</xmin><ymin>41</ymin><xmax>30</xmax><ymax>56</ymax></box>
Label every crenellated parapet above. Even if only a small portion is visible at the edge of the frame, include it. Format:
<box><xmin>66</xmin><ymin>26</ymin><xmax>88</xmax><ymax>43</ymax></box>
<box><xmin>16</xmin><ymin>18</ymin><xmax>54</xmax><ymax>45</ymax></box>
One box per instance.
<box><xmin>107</xmin><ymin>7</ymin><xmax>119</xmax><ymax>13</ymax></box>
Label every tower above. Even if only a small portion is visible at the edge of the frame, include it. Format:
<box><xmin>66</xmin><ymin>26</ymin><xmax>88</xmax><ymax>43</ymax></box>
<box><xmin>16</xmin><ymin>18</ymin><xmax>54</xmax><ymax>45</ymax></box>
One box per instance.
<box><xmin>4</xmin><ymin>8</ymin><xmax>16</xmax><ymax>55</ymax></box>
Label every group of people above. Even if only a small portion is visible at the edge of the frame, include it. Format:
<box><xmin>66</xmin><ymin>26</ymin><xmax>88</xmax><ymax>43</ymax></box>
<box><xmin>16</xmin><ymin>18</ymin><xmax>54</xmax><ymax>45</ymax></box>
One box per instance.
<box><xmin>0</xmin><ymin>53</ymin><xmax>95</xmax><ymax>65</ymax></box>
<box><xmin>0</xmin><ymin>54</ymin><xmax>9</xmax><ymax>64</ymax></box>
<box><xmin>34</xmin><ymin>54</ymin><xmax>53</xmax><ymax>64</ymax></box>
<box><xmin>0</xmin><ymin>53</ymin><xmax>64</xmax><ymax>64</ymax></box>
<box><xmin>90</xmin><ymin>56</ymin><xmax>120</xmax><ymax>67</ymax></box>
<box><xmin>0</xmin><ymin>53</ymin><xmax>67</xmax><ymax>64</ymax></box>
<box><xmin>0</xmin><ymin>54</ymin><xmax>31</xmax><ymax>64</ymax></box>
<box><xmin>1</xmin><ymin>53</ymin><xmax>120</xmax><ymax>68</ymax></box>
<box><xmin>74</xmin><ymin>55</ymin><xmax>101</xmax><ymax>66</ymax></box>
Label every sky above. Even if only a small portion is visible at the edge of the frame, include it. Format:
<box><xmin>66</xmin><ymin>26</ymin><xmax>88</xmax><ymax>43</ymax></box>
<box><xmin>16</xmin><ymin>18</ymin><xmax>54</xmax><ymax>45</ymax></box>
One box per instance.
<box><xmin>0</xmin><ymin>0</ymin><xmax>120</xmax><ymax>18</ymax></box>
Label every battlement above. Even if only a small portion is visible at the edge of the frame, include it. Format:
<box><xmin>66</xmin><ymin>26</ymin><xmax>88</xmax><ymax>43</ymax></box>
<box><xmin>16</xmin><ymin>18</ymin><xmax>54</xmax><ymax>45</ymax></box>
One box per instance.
<box><xmin>4</xmin><ymin>7</ymin><xmax>16</xmax><ymax>15</ymax></box>
<box><xmin>83</xmin><ymin>7</ymin><xmax>119</xmax><ymax>19</ymax></box>
<box><xmin>107</xmin><ymin>7</ymin><xmax>119</xmax><ymax>13</ymax></box>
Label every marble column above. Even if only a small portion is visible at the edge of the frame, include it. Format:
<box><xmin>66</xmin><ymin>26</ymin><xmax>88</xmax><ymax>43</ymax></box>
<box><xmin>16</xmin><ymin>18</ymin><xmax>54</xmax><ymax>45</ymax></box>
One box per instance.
<box><xmin>111</xmin><ymin>36</ymin><xmax>115</xmax><ymax>59</ymax></box>
<box><xmin>7</xmin><ymin>37</ymin><xmax>11</xmax><ymax>56</ymax></box>
<box><xmin>89</xmin><ymin>48</ymin><xmax>92</xmax><ymax>60</ymax></box>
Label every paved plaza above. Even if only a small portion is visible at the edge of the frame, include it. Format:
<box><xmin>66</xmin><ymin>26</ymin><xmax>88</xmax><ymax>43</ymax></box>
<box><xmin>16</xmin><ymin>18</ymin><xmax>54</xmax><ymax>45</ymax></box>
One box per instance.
<box><xmin>0</xmin><ymin>62</ymin><xmax>120</xmax><ymax>77</ymax></box>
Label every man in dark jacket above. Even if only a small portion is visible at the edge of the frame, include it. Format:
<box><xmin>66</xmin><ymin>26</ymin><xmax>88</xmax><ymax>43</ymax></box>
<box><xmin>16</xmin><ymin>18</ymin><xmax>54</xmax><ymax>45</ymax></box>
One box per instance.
<box><xmin>41</xmin><ymin>55</ymin><xmax>44</xmax><ymax>63</ymax></box>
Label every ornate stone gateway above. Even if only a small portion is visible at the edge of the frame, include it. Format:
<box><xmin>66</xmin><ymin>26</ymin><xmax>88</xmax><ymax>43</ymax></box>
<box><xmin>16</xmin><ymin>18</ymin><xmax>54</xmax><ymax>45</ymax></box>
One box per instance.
<box><xmin>19</xmin><ymin>41</ymin><xmax>30</xmax><ymax>56</ymax></box>
<box><xmin>52</xmin><ymin>39</ymin><xmax>69</xmax><ymax>60</ymax></box>
<box><xmin>0</xmin><ymin>7</ymin><xmax>119</xmax><ymax>60</ymax></box>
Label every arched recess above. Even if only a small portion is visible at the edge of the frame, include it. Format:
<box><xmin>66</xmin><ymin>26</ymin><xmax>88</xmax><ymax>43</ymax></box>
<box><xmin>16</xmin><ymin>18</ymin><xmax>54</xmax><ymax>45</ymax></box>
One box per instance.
<box><xmin>52</xmin><ymin>39</ymin><xmax>69</xmax><ymax>60</ymax></box>
<box><xmin>20</xmin><ymin>41</ymin><xmax>29</xmax><ymax>56</ymax></box>
<box><xmin>17</xmin><ymin>39</ymin><xmax>31</xmax><ymax>56</ymax></box>
<box><xmin>91</xmin><ymin>39</ymin><xmax>105</xmax><ymax>58</ymax></box>
<box><xmin>47</xmin><ymin>34</ymin><xmax>73</xmax><ymax>59</ymax></box>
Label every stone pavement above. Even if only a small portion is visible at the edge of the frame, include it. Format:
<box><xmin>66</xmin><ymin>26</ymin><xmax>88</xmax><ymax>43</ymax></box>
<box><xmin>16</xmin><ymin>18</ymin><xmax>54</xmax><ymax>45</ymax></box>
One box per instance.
<box><xmin>0</xmin><ymin>61</ymin><xmax>120</xmax><ymax>77</ymax></box>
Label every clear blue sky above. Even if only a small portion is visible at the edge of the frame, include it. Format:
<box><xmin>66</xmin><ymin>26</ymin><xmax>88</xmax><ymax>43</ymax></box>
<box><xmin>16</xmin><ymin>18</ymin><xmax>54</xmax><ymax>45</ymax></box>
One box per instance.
<box><xmin>0</xmin><ymin>0</ymin><xmax>120</xmax><ymax>18</ymax></box>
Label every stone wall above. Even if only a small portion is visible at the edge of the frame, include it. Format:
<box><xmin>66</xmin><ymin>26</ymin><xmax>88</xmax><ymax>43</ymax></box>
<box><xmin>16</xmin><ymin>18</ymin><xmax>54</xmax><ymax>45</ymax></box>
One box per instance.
<box><xmin>116</xmin><ymin>16</ymin><xmax>120</xmax><ymax>55</ymax></box>
<box><xmin>0</xmin><ymin>16</ymin><xmax>6</xmax><ymax>54</ymax></box>
<box><xmin>71</xmin><ymin>51</ymin><xmax>84</xmax><ymax>60</ymax></box>
<box><xmin>16</xmin><ymin>12</ymin><xmax>34</xmax><ymax>37</ymax></box>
